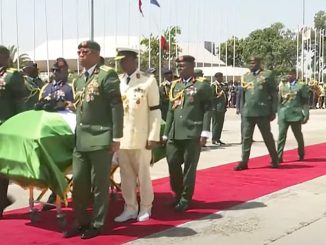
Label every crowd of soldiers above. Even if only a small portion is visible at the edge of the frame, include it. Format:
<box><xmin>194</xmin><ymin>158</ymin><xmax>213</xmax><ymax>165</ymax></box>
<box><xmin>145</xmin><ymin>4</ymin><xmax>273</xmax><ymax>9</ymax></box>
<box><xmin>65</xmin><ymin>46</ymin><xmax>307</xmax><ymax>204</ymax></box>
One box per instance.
<box><xmin>0</xmin><ymin>41</ymin><xmax>314</xmax><ymax>239</ymax></box>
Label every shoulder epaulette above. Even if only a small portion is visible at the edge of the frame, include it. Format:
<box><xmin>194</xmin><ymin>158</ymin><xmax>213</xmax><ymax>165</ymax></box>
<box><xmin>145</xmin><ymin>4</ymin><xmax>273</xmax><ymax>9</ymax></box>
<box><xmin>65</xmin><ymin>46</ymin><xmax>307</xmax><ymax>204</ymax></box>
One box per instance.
<box><xmin>6</xmin><ymin>68</ymin><xmax>18</xmax><ymax>73</ymax></box>
<box><xmin>196</xmin><ymin>77</ymin><xmax>206</xmax><ymax>82</ymax></box>
<box><xmin>100</xmin><ymin>65</ymin><xmax>112</xmax><ymax>72</ymax></box>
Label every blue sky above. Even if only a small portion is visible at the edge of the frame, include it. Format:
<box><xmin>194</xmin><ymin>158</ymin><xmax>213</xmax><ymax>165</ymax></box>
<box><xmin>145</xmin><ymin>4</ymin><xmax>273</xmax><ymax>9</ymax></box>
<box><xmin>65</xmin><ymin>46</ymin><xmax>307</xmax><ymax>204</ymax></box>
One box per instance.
<box><xmin>0</xmin><ymin>0</ymin><xmax>325</xmax><ymax>54</ymax></box>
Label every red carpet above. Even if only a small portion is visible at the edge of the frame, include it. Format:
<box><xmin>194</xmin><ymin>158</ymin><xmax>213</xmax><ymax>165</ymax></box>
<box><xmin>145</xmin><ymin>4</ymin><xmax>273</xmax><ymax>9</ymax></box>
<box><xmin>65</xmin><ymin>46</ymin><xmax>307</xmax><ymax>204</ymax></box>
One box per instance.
<box><xmin>2</xmin><ymin>143</ymin><xmax>326</xmax><ymax>245</ymax></box>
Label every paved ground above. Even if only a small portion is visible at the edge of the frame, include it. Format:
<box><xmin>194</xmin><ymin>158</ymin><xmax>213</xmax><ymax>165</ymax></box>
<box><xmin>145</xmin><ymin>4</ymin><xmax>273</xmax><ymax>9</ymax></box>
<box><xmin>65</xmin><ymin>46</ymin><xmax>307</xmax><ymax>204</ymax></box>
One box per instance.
<box><xmin>7</xmin><ymin>108</ymin><xmax>326</xmax><ymax>245</ymax></box>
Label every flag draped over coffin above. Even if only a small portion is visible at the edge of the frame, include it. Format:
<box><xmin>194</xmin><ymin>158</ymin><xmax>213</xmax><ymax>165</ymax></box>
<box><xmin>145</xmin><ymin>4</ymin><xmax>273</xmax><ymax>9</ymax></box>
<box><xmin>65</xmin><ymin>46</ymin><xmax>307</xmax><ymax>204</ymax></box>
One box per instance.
<box><xmin>0</xmin><ymin>110</ymin><xmax>75</xmax><ymax>199</ymax></box>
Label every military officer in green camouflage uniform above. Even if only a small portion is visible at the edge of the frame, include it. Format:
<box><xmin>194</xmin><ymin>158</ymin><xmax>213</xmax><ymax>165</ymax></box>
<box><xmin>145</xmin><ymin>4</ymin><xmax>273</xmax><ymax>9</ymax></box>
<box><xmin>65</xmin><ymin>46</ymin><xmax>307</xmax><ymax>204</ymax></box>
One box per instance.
<box><xmin>234</xmin><ymin>56</ymin><xmax>279</xmax><ymax>171</ymax></box>
<box><xmin>159</xmin><ymin>69</ymin><xmax>173</xmax><ymax>121</ymax></box>
<box><xmin>64</xmin><ymin>41</ymin><xmax>123</xmax><ymax>239</ymax></box>
<box><xmin>277</xmin><ymin>70</ymin><xmax>309</xmax><ymax>162</ymax></box>
<box><xmin>211</xmin><ymin>72</ymin><xmax>227</xmax><ymax>145</ymax></box>
<box><xmin>0</xmin><ymin>45</ymin><xmax>25</xmax><ymax>218</ymax></box>
<box><xmin>163</xmin><ymin>55</ymin><xmax>212</xmax><ymax>212</ymax></box>
<box><xmin>22</xmin><ymin>61</ymin><xmax>44</xmax><ymax>110</ymax></box>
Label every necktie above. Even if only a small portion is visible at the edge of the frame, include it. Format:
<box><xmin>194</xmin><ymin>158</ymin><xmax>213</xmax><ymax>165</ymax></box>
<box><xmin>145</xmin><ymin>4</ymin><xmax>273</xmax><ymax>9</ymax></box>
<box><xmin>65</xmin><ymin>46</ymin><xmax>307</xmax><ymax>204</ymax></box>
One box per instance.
<box><xmin>126</xmin><ymin>76</ymin><xmax>131</xmax><ymax>85</ymax></box>
<box><xmin>84</xmin><ymin>71</ymin><xmax>89</xmax><ymax>81</ymax></box>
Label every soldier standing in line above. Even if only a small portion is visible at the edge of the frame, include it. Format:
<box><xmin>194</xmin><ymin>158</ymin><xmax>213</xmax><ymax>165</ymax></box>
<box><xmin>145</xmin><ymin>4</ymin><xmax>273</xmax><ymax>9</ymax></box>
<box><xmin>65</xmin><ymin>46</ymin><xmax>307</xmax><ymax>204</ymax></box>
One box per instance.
<box><xmin>22</xmin><ymin>61</ymin><xmax>44</xmax><ymax>110</ymax></box>
<box><xmin>211</xmin><ymin>72</ymin><xmax>227</xmax><ymax>145</ymax></box>
<box><xmin>277</xmin><ymin>70</ymin><xmax>309</xmax><ymax>163</ymax></box>
<box><xmin>64</xmin><ymin>41</ymin><xmax>123</xmax><ymax>239</ymax></box>
<box><xmin>114</xmin><ymin>48</ymin><xmax>161</xmax><ymax>223</ymax></box>
<box><xmin>159</xmin><ymin>69</ymin><xmax>173</xmax><ymax>121</ymax></box>
<box><xmin>163</xmin><ymin>55</ymin><xmax>212</xmax><ymax>212</ymax></box>
<box><xmin>234</xmin><ymin>56</ymin><xmax>279</xmax><ymax>171</ymax></box>
<box><xmin>0</xmin><ymin>45</ymin><xmax>25</xmax><ymax>218</ymax></box>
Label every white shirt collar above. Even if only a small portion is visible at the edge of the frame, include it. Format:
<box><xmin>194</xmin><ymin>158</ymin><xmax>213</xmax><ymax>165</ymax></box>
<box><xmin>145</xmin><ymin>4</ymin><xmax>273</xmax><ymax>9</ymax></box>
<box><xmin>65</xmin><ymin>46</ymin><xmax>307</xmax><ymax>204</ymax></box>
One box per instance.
<box><xmin>123</xmin><ymin>70</ymin><xmax>138</xmax><ymax>83</ymax></box>
<box><xmin>84</xmin><ymin>64</ymin><xmax>97</xmax><ymax>77</ymax></box>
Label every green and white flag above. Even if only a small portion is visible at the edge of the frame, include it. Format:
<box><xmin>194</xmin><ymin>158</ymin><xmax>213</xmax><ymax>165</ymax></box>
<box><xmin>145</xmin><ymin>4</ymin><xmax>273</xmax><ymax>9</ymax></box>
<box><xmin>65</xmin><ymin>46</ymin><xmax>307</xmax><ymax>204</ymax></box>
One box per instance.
<box><xmin>0</xmin><ymin>110</ymin><xmax>75</xmax><ymax>199</ymax></box>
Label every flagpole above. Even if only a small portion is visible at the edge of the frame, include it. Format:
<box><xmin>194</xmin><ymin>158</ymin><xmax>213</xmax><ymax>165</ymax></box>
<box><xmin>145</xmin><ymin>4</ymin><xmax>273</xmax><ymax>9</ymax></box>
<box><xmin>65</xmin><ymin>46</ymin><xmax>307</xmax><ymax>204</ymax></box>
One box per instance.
<box><xmin>15</xmin><ymin>0</ymin><xmax>20</xmax><ymax>69</ymax></box>
<box><xmin>159</xmin><ymin>1</ymin><xmax>162</xmax><ymax>85</ymax></box>
<box><xmin>322</xmin><ymin>30</ymin><xmax>325</xmax><ymax>85</ymax></box>
<box><xmin>138</xmin><ymin>1</ymin><xmax>141</xmax><ymax>70</ymax></box>
<box><xmin>90</xmin><ymin>0</ymin><xmax>94</xmax><ymax>41</ymax></box>
<box><xmin>148</xmin><ymin>3</ymin><xmax>151</xmax><ymax>69</ymax></box>
<box><xmin>314</xmin><ymin>28</ymin><xmax>317</xmax><ymax>80</ymax></box>
<box><xmin>114</xmin><ymin>0</ymin><xmax>118</xmax><ymax>71</ymax></box>
<box><xmin>128</xmin><ymin>0</ymin><xmax>131</xmax><ymax>46</ymax></box>
<box><xmin>103</xmin><ymin>0</ymin><xmax>106</xmax><ymax>57</ymax></box>
<box><xmin>76</xmin><ymin>0</ymin><xmax>80</xmax><ymax>74</ymax></box>
<box><xmin>233</xmin><ymin>36</ymin><xmax>236</xmax><ymax>83</ymax></box>
<box><xmin>61</xmin><ymin>0</ymin><xmax>64</xmax><ymax>56</ymax></box>
<box><xmin>318</xmin><ymin>29</ymin><xmax>321</xmax><ymax>81</ymax></box>
<box><xmin>296</xmin><ymin>26</ymin><xmax>299</xmax><ymax>78</ymax></box>
<box><xmin>301</xmin><ymin>29</ymin><xmax>305</xmax><ymax>81</ymax></box>
<box><xmin>33</xmin><ymin>0</ymin><xmax>36</xmax><ymax>61</ymax></box>
<box><xmin>44</xmin><ymin>0</ymin><xmax>50</xmax><ymax>80</ymax></box>
<box><xmin>225</xmin><ymin>39</ymin><xmax>228</xmax><ymax>83</ymax></box>
<box><xmin>168</xmin><ymin>0</ymin><xmax>172</xmax><ymax>70</ymax></box>
<box><xmin>0</xmin><ymin>0</ymin><xmax>2</xmax><ymax>43</ymax></box>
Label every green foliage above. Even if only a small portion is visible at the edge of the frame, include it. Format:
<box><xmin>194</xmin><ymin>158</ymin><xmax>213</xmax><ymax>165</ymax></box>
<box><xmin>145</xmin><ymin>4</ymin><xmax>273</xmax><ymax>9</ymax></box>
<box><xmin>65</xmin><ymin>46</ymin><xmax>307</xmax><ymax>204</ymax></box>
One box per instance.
<box><xmin>7</xmin><ymin>45</ymin><xmax>31</xmax><ymax>68</ymax></box>
<box><xmin>219</xmin><ymin>37</ymin><xmax>245</xmax><ymax>67</ymax></box>
<box><xmin>140</xmin><ymin>26</ymin><xmax>182</xmax><ymax>74</ymax></box>
<box><xmin>314</xmin><ymin>10</ymin><xmax>326</xmax><ymax>30</ymax></box>
<box><xmin>240</xmin><ymin>22</ymin><xmax>297</xmax><ymax>75</ymax></box>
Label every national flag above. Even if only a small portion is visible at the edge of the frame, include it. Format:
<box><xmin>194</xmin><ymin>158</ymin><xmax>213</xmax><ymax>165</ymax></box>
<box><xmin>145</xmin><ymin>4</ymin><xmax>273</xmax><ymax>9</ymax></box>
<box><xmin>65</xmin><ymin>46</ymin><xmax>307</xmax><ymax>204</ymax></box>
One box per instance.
<box><xmin>138</xmin><ymin>0</ymin><xmax>144</xmax><ymax>16</ymax></box>
<box><xmin>160</xmin><ymin>35</ymin><xmax>169</xmax><ymax>51</ymax></box>
<box><xmin>150</xmin><ymin>0</ymin><xmax>160</xmax><ymax>7</ymax></box>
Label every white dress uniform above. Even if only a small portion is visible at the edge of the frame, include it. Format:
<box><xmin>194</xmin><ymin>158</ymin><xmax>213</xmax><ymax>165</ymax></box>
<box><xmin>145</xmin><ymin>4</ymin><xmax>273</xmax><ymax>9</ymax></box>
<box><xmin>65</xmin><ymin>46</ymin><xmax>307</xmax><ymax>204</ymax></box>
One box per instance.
<box><xmin>115</xmin><ymin>70</ymin><xmax>161</xmax><ymax>222</ymax></box>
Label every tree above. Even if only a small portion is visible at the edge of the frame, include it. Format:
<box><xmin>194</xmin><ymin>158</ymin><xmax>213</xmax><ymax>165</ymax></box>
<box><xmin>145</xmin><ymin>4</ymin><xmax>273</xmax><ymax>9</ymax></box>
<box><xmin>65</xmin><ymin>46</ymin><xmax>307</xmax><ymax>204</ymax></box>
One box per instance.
<box><xmin>241</xmin><ymin>22</ymin><xmax>297</xmax><ymax>75</ymax></box>
<box><xmin>314</xmin><ymin>10</ymin><xmax>326</xmax><ymax>30</ymax></box>
<box><xmin>140</xmin><ymin>26</ymin><xmax>182</xmax><ymax>75</ymax></box>
<box><xmin>7</xmin><ymin>45</ymin><xmax>31</xmax><ymax>68</ymax></box>
<box><xmin>219</xmin><ymin>37</ymin><xmax>245</xmax><ymax>67</ymax></box>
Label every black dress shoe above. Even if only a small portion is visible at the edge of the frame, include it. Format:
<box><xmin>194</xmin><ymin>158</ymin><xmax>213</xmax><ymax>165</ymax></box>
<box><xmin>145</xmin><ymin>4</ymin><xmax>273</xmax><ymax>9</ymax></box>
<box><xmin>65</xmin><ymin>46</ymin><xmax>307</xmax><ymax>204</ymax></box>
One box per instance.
<box><xmin>299</xmin><ymin>155</ymin><xmax>304</xmax><ymax>161</ymax></box>
<box><xmin>234</xmin><ymin>162</ymin><xmax>248</xmax><ymax>171</ymax></box>
<box><xmin>63</xmin><ymin>225</ymin><xmax>88</xmax><ymax>238</ymax></box>
<box><xmin>218</xmin><ymin>140</ymin><xmax>226</xmax><ymax>145</ymax></box>
<box><xmin>212</xmin><ymin>140</ymin><xmax>218</xmax><ymax>145</ymax></box>
<box><xmin>81</xmin><ymin>227</ymin><xmax>100</xmax><ymax>239</ymax></box>
<box><xmin>271</xmin><ymin>162</ymin><xmax>279</xmax><ymax>168</ymax></box>
<box><xmin>174</xmin><ymin>201</ymin><xmax>189</xmax><ymax>212</ymax></box>
<box><xmin>0</xmin><ymin>197</ymin><xmax>14</xmax><ymax>219</ymax></box>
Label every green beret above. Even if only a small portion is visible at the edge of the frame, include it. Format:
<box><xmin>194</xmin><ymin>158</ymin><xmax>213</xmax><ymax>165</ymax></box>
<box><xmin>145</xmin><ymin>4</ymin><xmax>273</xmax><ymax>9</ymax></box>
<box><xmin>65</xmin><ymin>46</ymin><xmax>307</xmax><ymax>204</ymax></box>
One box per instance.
<box><xmin>78</xmin><ymin>40</ymin><xmax>101</xmax><ymax>51</ymax></box>
<box><xmin>176</xmin><ymin>55</ymin><xmax>195</xmax><ymax>63</ymax></box>
<box><xmin>194</xmin><ymin>69</ymin><xmax>203</xmax><ymax>76</ymax></box>
<box><xmin>0</xmin><ymin>45</ymin><xmax>9</xmax><ymax>56</ymax></box>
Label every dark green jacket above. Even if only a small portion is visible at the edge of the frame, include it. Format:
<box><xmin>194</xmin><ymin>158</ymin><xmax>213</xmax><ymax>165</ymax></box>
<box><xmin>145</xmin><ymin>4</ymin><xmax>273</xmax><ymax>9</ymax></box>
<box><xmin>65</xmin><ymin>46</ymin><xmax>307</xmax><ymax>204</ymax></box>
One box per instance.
<box><xmin>211</xmin><ymin>81</ymin><xmax>227</xmax><ymax>113</ymax></box>
<box><xmin>0</xmin><ymin>67</ymin><xmax>25</xmax><ymax>124</ymax></box>
<box><xmin>73</xmin><ymin>65</ymin><xmax>124</xmax><ymax>152</ymax></box>
<box><xmin>164</xmin><ymin>77</ymin><xmax>212</xmax><ymax>140</ymax></box>
<box><xmin>241</xmin><ymin>69</ymin><xmax>278</xmax><ymax>117</ymax></box>
<box><xmin>278</xmin><ymin>80</ymin><xmax>309</xmax><ymax>122</ymax></box>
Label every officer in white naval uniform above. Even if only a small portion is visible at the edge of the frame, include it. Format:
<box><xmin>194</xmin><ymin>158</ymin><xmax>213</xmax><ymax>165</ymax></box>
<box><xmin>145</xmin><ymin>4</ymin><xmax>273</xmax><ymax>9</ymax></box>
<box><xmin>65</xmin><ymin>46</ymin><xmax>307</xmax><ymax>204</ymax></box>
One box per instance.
<box><xmin>114</xmin><ymin>48</ymin><xmax>161</xmax><ymax>222</ymax></box>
